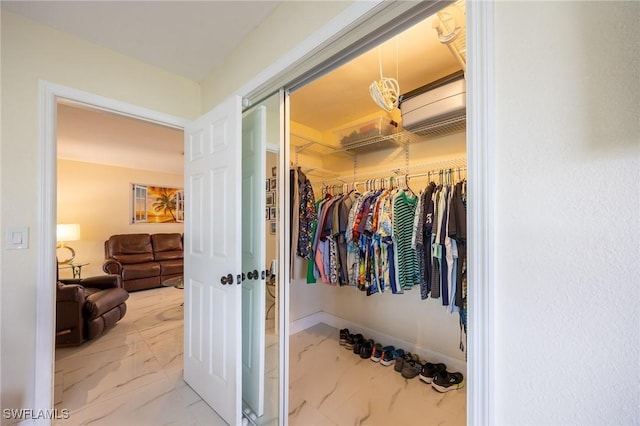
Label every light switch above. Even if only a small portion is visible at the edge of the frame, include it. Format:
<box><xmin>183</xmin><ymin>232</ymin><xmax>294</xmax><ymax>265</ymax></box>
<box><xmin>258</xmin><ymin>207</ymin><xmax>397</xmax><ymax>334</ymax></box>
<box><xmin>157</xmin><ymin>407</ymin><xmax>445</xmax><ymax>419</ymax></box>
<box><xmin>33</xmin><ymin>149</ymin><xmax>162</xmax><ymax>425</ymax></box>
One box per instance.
<box><xmin>6</xmin><ymin>226</ymin><xmax>29</xmax><ymax>250</ymax></box>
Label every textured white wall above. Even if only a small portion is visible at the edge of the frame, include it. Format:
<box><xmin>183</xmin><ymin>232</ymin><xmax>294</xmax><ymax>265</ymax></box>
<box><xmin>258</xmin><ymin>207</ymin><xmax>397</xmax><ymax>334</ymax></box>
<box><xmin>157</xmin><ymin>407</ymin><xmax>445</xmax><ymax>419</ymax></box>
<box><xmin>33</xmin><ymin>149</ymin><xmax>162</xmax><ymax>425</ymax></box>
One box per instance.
<box><xmin>493</xmin><ymin>1</ymin><xmax>639</xmax><ymax>424</ymax></box>
<box><xmin>1</xmin><ymin>11</ymin><xmax>199</xmax><ymax>416</ymax></box>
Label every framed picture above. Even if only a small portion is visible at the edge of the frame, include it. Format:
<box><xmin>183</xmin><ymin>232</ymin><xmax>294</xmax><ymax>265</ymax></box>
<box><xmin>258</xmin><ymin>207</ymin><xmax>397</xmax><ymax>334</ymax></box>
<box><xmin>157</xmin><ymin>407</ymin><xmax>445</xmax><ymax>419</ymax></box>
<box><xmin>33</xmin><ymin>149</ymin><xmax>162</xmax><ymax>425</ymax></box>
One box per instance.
<box><xmin>271</xmin><ymin>166</ymin><xmax>277</xmax><ymax>177</ymax></box>
<box><xmin>266</xmin><ymin>208</ymin><xmax>270</xmax><ymax>220</ymax></box>
<box><xmin>131</xmin><ymin>183</ymin><xmax>184</xmax><ymax>224</ymax></box>
<box><xmin>269</xmin><ymin>207</ymin><xmax>277</xmax><ymax>220</ymax></box>
<box><xmin>265</xmin><ymin>179</ymin><xmax>270</xmax><ymax>191</ymax></box>
<box><xmin>265</xmin><ymin>191</ymin><xmax>274</xmax><ymax>206</ymax></box>
<box><xmin>269</xmin><ymin>178</ymin><xmax>278</xmax><ymax>191</ymax></box>
<box><xmin>269</xmin><ymin>221</ymin><xmax>277</xmax><ymax>235</ymax></box>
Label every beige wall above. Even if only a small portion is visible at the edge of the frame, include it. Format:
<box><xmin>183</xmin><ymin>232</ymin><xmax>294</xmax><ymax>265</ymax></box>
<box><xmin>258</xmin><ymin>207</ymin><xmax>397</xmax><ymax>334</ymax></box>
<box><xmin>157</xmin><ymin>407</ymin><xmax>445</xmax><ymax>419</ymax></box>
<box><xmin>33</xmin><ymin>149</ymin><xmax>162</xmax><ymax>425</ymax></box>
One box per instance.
<box><xmin>3</xmin><ymin>1</ymin><xmax>639</xmax><ymax>424</ymax></box>
<box><xmin>201</xmin><ymin>0</ymin><xmax>353</xmax><ymax>111</ymax></box>
<box><xmin>1</xmin><ymin>11</ymin><xmax>199</xmax><ymax>416</ymax></box>
<box><xmin>57</xmin><ymin>160</ymin><xmax>184</xmax><ymax>278</ymax></box>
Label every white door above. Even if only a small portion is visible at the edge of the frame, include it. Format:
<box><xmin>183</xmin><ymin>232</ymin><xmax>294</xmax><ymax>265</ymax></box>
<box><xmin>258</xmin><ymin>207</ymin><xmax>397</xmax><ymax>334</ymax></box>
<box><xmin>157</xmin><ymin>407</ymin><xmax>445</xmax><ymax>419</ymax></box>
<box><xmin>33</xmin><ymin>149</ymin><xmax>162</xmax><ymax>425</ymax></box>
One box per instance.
<box><xmin>241</xmin><ymin>106</ymin><xmax>267</xmax><ymax>416</ymax></box>
<box><xmin>184</xmin><ymin>95</ymin><xmax>242</xmax><ymax>426</ymax></box>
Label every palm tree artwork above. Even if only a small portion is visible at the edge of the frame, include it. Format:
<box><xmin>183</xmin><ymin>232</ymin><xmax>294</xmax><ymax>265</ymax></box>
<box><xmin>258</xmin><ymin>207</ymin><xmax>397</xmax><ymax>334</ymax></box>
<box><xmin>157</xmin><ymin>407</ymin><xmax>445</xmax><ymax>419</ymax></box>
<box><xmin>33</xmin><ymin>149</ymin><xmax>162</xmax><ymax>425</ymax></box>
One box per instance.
<box><xmin>149</xmin><ymin>186</ymin><xmax>180</xmax><ymax>223</ymax></box>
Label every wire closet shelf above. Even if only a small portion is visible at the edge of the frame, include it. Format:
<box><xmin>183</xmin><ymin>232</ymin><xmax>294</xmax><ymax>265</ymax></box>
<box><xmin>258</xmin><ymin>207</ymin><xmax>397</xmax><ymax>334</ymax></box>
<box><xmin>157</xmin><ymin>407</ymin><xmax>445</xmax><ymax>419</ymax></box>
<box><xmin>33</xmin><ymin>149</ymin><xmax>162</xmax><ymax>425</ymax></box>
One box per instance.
<box><xmin>317</xmin><ymin>156</ymin><xmax>466</xmax><ymax>194</ymax></box>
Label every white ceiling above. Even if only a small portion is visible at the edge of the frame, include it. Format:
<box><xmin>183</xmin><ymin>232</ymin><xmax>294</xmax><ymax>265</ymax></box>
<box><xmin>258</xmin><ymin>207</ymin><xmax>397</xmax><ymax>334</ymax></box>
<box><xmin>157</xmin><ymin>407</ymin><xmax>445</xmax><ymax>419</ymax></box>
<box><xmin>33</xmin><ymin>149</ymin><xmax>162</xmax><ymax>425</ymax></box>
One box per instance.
<box><xmin>57</xmin><ymin>101</ymin><xmax>185</xmax><ymax>174</ymax></box>
<box><xmin>2</xmin><ymin>0</ymin><xmax>281</xmax><ymax>82</ymax></box>
<box><xmin>5</xmin><ymin>1</ymin><xmax>464</xmax><ymax>173</ymax></box>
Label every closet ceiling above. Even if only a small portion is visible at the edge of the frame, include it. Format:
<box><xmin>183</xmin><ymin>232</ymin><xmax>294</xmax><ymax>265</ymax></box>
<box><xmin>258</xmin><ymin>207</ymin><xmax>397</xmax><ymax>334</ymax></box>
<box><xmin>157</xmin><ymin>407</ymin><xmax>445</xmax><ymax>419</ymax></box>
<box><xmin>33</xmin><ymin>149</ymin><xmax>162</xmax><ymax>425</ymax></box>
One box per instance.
<box><xmin>290</xmin><ymin>13</ymin><xmax>463</xmax><ymax>132</ymax></box>
<box><xmin>50</xmin><ymin>3</ymin><xmax>461</xmax><ymax>173</ymax></box>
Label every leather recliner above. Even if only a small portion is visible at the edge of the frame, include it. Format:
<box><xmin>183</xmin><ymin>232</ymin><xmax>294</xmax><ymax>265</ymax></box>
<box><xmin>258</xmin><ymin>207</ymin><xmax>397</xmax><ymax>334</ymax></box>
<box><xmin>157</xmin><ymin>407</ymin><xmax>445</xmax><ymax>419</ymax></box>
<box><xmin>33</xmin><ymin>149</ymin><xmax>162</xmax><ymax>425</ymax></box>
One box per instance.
<box><xmin>56</xmin><ymin>271</ymin><xmax>129</xmax><ymax>347</ymax></box>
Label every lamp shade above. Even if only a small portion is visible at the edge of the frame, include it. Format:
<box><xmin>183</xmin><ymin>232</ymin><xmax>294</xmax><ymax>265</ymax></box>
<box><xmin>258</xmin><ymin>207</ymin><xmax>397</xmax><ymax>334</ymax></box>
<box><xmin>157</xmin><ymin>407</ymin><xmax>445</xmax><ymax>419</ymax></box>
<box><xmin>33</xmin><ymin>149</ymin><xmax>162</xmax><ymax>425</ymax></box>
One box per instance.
<box><xmin>57</xmin><ymin>224</ymin><xmax>81</xmax><ymax>242</ymax></box>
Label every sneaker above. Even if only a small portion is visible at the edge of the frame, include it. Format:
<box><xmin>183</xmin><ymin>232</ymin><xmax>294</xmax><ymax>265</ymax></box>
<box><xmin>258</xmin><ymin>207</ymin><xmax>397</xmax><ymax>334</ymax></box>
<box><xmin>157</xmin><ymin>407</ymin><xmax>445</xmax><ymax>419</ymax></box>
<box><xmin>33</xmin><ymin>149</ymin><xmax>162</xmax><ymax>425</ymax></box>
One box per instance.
<box><xmin>394</xmin><ymin>352</ymin><xmax>414</xmax><ymax>373</ymax></box>
<box><xmin>401</xmin><ymin>360</ymin><xmax>422</xmax><ymax>379</ymax></box>
<box><xmin>370</xmin><ymin>343</ymin><xmax>383</xmax><ymax>362</ymax></box>
<box><xmin>351</xmin><ymin>334</ymin><xmax>364</xmax><ymax>354</ymax></box>
<box><xmin>339</xmin><ymin>328</ymin><xmax>350</xmax><ymax>346</ymax></box>
<box><xmin>419</xmin><ymin>362</ymin><xmax>447</xmax><ymax>384</ymax></box>
<box><xmin>432</xmin><ymin>371</ymin><xmax>465</xmax><ymax>392</ymax></box>
<box><xmin>380</xmin><ymin>347</ymin><xmax>401</xmax><ymax>366</ymax></box>
<box><xmin>345</xmin><ymin>334</ymin><xmax>356</xmax><ymax>350</ymax></box>
<box><xmin>359</xmin><ymin>340</ymin><xmax>374</xmax><ymax>359</ymax></box>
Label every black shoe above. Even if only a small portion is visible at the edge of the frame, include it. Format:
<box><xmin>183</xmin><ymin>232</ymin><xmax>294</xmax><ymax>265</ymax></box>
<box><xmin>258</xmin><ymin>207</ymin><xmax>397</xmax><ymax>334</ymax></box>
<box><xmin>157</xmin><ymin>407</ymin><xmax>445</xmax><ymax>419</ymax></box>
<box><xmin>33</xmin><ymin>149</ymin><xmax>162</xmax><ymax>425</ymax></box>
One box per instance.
<box><xmin>339</xmin><ymin>328</ymin><xmax>350</xmax><ymax>346</ymax></box>
<box><xmin>432</xmin><ymin>371</ymin><xmax>465</xmax><ymax>392</ymax></box>
<box><xmin>419</xmin><ymin>362</ymin><xmax>447</xmax><ymax>384</ymax></box>
<box><xmin>345</xmin><ymin>333</ymin><xmax>356</xmax><ymax>350</ymax></box>
<box><xmin>352</xmin><ymin>334</ymin><xmax>365</xmax><ymax>355</ymax></box>
<box><xmin>359</xmin><ymin>339</ymin><xmax>374</xmax><ymax>359</ymax></box>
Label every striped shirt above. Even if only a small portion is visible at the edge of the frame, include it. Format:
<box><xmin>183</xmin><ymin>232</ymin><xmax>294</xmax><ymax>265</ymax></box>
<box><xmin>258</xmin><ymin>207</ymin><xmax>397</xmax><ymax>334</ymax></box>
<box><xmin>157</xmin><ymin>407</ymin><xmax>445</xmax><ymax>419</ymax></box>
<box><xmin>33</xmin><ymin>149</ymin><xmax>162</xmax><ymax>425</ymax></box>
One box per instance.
<box><xmin>392</xmin><ymin>190</ymin><xmax>420</xmax><ymax>291</ymax></box>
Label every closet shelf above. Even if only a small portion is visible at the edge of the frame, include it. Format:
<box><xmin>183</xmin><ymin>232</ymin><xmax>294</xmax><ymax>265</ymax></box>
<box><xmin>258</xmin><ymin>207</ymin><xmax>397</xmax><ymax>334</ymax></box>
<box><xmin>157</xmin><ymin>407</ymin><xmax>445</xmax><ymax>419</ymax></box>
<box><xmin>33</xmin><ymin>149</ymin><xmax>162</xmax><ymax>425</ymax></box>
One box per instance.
<box><xmin>317</xmin><ymin>156</ymin><xmax>467</xmax><ymax>184</ymax></box>
<box><xmin>332</xmin><ymin>132</ymin><xmax>408</xmax><ymax>154</ymax></box>
<box><xmin>292</xmin><ymin>115</ymin><xmax>465</xmax><ymax>161</ymax></box>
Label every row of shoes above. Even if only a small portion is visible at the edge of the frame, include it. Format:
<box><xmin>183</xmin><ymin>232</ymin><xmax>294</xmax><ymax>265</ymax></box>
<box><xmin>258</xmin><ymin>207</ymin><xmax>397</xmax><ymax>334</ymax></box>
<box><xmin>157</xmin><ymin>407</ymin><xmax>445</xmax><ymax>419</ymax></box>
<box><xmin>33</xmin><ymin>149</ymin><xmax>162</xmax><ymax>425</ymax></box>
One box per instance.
<box><xmin>339</xmin><ymin>328</ymin><xmax>464</xmax><ymax>393</ymax></box>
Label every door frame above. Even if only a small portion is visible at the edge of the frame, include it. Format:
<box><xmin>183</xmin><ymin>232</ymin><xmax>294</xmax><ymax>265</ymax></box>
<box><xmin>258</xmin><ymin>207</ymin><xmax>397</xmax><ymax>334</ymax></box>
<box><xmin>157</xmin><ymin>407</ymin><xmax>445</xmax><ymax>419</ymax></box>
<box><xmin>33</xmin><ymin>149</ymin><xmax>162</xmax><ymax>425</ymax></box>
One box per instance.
<box><xmin>36</xmin><ymin>1</ymin><xmax>495</xmax><ymax>423</ymax></box>
<box><xmin>36</xmin><ymin>81</ymin><xmax>187</xmax><ymax>415</ymax></box>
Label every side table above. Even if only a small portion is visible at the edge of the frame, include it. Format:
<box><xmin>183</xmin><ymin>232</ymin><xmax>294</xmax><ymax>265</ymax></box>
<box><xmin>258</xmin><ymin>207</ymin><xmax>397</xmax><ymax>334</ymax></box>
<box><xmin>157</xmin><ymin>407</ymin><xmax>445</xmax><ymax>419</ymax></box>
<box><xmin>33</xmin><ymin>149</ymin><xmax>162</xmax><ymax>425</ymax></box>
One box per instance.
<box><xmin>162</xmin><ymin>276</ymin><xmax>184</xmax><ymax>306</ymax></box>
<box><xmin>58</xmin><ymin>262</ymin><xmax>89</xmax><ymax>279</ymax></box>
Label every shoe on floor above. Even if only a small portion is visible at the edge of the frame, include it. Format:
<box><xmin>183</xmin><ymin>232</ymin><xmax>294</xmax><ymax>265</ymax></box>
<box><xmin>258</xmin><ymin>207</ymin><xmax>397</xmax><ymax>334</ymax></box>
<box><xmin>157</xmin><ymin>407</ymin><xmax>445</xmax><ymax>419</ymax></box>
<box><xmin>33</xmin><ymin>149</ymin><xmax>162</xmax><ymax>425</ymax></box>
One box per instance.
<box><xmin>339</xmin><ymin>328</ymin><xmax>350</xmax><ymax>346</ymax></box>
<box><xmin>380</xmin><ymin>347</ymin><xmax>401</xmax><ymax>367</ymax></box>
<box><xmin>345</xmin><ymin>333</ymin><xmax>356</xmax><ymax>350</ymax></box>
<box><xmin>419</xmin><ymin>362</ymin><xmax>447</xmax><ymax>384</ymax></box>
<box><xmin>394</xmin><ymin>352</ymin><xmax>413</xmax><ymax>372</ymax></box>
<box><xmin>401</xmin><ymin>360</ymin><xmax>422</xmax><ymax>379</ymax></box>
<box><xmin>432</xmin><ymin>371</ymin><xmax>465</xmax><ymax>392</ymax></box>
<box><xmin>351</xmin><ymin>334</ymin><xmax>364</xmax><ymax>354</ymax></box>
<box><xmin>370</xmin><ymin>343</ymin><xmax>383</xmax><ymax>362</ymax></box>
<box><xmin>359</xmin><ymin>339</ymin><xmax>374</xmax><ymax>359</ymax></box>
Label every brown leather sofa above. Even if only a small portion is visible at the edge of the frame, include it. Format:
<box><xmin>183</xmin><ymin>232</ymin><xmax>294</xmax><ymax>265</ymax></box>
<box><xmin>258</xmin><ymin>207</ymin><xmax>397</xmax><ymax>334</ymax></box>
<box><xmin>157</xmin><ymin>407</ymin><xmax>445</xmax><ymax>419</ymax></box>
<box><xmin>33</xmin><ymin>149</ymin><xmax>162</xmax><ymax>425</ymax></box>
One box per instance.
<box><xmin>103</xmin><ymin>233</ymin><xmax>183</xmax><ymax>292</ymax></box>
<box><xmin>56</xmin><ymin>272</ymin><xmax>129</xmax><ymax>347</ymax></box>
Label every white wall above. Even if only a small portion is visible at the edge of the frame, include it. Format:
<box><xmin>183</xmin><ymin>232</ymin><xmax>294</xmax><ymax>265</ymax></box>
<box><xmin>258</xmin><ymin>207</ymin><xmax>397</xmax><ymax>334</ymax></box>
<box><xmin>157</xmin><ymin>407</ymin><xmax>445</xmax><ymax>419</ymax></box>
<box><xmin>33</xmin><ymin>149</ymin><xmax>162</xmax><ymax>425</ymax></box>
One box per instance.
<box><xmin>493</xmin><ymin>1</ymin><xmax>639</xmax><ymax>424</ymax></box>
<box><xmin>0</xmin><ymin>11</ymin><xmax>200</xmax><ymax>418</ymax></box>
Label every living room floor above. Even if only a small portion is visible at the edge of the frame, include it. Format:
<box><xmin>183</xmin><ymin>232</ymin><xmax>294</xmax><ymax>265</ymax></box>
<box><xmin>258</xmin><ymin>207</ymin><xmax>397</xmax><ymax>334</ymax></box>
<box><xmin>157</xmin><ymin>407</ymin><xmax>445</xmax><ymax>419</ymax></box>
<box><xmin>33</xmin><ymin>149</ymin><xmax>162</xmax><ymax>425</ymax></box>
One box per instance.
<box><xmin>54</xmin><ymin>287</ymin><xmax>226</xmax><ymax>426</ymax></box>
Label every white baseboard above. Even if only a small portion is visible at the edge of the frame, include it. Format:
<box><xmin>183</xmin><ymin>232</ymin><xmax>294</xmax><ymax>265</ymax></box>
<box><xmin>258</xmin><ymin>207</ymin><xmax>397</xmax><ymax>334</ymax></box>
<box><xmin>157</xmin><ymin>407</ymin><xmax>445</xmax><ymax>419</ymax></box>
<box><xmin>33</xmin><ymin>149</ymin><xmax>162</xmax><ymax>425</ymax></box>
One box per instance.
<box><xmin>289</xmin><ymin>311</ymin><xmax>467</xmax><ymax>375</ymax></box>
<box><xmin>288</xmin><ymin>311</ymin><xmax>325</xmax><ymax>335</ymax></box>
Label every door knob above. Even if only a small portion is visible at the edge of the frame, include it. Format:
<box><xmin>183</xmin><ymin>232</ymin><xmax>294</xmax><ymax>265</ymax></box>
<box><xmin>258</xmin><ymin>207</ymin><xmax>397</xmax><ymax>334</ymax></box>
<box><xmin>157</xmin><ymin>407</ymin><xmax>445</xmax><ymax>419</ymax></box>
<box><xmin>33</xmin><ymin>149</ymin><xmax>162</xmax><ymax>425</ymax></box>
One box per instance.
<box><xmin>242</xmin><ymin>273</ymin><xmax>246</xmax><ymax>281</ymax></box>
<box><xmin>220</xmin><ymin>273</ymin><xmax>233</xmax><ymax>285</ymax></box>
<box><xmin>252</xmin><ymin>269</ymin><xmax>258</xmax><ymax>280</ymax></box>
<box><xmin>237</xmin><ymin>274</ymin><xmax>242</xmax><ymax>285</ymax></box>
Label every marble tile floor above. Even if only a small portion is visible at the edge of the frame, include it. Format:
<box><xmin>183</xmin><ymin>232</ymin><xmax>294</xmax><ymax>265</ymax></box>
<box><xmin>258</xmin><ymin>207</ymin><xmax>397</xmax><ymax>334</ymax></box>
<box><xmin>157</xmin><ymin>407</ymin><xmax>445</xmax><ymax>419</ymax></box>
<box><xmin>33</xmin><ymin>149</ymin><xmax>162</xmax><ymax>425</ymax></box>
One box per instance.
<box><xmin>53</xmin><ymin>287</ymin><xmax>464</xmax><ymax>426</ymax></box>
<box><xmin>288</xmin><ymin>323</ymin><xmax>467</xmax><ymax>426</ymax></box>
<box><xmin>54</xmin><ymin>287</ymin><xmax>227</xmax><ymax>426</ymax></box>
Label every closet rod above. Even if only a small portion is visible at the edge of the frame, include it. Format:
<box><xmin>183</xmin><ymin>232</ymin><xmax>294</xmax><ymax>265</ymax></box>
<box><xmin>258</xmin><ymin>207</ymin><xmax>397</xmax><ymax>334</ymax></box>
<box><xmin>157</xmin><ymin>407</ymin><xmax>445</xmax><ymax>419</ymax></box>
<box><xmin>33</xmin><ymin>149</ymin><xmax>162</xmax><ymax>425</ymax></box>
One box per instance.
<box><xmin>320</xmin><ymin>156</ymin><xmax>466</xmax><ymax>184</ymax></box>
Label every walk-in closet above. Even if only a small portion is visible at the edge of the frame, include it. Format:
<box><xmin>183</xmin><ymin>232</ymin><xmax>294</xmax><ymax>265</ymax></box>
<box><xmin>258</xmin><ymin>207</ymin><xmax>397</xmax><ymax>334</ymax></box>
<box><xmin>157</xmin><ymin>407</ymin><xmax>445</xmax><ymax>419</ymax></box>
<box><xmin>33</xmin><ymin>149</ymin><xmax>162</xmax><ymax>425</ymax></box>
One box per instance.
<box><xmin>287</xmin><ymin>2</ymin><xmax>468</xmax><ymax>424</ymax></box>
